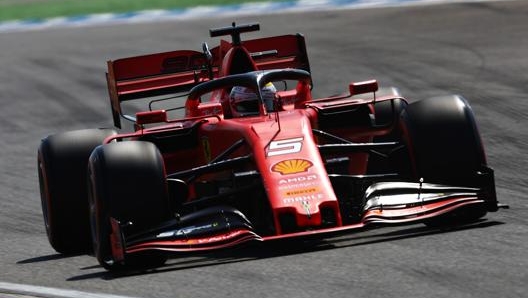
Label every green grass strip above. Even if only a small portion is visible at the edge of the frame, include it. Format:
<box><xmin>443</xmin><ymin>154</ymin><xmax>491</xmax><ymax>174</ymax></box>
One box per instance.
<box><xmin>0</xmin><ymin>0</ymin><xmax>289</xmax><ymax>22</ymax></box>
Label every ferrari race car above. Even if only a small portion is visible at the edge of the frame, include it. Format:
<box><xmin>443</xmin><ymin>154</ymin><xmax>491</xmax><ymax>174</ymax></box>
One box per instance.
<box><xmin>38</xmin><ymin>23</ymin><xmax>506</xmax><ymax>271</ymax></box>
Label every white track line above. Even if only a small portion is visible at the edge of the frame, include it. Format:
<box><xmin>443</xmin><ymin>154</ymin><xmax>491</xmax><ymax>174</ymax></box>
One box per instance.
<box><xmin>0</xmin><ymin>281</ymin><xmax>139</xmax><ymax>298</ymax></box>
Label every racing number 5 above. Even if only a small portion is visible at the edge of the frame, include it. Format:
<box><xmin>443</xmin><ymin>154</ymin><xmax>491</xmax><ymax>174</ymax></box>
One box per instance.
<box><xmin>267</xmin><ymin>137</ymin><xmax>303</xmax><ymax>157</ymax></box>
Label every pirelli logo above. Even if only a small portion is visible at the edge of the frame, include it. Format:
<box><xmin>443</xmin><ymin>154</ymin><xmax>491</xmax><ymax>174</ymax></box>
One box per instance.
<box><xmin>283</xmin><ymin>187</ymin><xmax>319</xmax><ymax>197</ymax></box>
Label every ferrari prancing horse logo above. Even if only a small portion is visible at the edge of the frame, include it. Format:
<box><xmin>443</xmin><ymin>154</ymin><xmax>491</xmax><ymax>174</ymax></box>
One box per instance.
<box><xmin>202</xmin><ymin>137</ymin><xmax>211</xmax><ymax>162</ymax></box>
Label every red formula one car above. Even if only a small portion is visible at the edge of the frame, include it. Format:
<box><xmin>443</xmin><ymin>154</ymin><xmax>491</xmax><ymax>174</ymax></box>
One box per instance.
<box><xmin>38</xmin><ymin>23</ymin><xmax>505</xmax><ymax>271</ymax></box>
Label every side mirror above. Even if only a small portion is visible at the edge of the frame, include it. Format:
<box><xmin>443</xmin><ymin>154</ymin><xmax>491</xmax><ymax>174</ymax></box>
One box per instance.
<box><xmin>136</xmin><ymin>110</ymin><xmax>168</xmax><ymax>125</ymax></box>
<box><xmin>196</xmin><ymin>102</ymin><xmax>224</xmax><ymax>116</ymax></box>
<box><xmin>349</xmin><ymin>80</ymin><xmax>378</xmax><ymax>96</ymax></box>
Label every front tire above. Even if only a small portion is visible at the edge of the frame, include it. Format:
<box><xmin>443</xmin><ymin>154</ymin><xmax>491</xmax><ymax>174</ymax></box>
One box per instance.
<box><xmin>400</xmin><ymin>95</ymin><xmax>489</xmax><ymax>225</ymax></box>
<box><xmin>88</xmin><ymin>141</ymin><xmax>171</xmax><ymax>271</ymax></box>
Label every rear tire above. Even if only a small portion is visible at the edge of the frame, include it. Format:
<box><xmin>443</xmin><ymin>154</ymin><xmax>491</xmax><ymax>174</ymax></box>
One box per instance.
<box><xmin>38</xmin><ymin>128</ymin><xmax>116</xmax><ymax>254</ymax></box>
<box><xmin>400</xmin><ymin>95</ymin><xmax>488</xmax><ymax>226</ymax></box>
<box><xmin>88</xmin><ymin>141</ymin><xmax>171</xmax><ymax>271</ymax></box>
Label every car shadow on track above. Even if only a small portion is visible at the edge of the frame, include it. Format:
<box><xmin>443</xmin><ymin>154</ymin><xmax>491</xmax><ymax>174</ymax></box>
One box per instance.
<box><xmin>17</xmin><ymin>252</ymin><xmax>86</xmax><ymax>264</ymax></box>
<box><xmin>64</xmin><ymin>219</ymin><xmax>504</xmax><ymax>281</ymax></box>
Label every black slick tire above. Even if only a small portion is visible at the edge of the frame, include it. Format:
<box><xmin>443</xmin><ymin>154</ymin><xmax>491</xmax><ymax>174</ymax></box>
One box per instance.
<box><xmin>88</xmin><ymin>141</ymin><xmax>171</xmax><ymax>271</ymax></box>
<box><xmin>400</xmin><ymin>95</ymin><xmax>488</xmax><ymax>225</ymax></box>
<box><xmin>38</xmin><ymin>128</ymin><xmax>116</xmax><ymax>254</ymax></box>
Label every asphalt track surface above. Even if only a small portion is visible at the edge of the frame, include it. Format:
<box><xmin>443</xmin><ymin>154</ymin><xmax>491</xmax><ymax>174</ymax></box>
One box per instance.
<box><xmin>1</xmin><ymin>1</ymin><xmax>527</xmax><ymax>297</ymax></box>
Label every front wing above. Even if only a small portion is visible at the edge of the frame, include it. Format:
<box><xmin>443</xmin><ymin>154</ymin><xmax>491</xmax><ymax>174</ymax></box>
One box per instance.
<box><xmin>108</xmin><ymin>182</ymin><xmax>492</xmax><ymax>263</ymax></box>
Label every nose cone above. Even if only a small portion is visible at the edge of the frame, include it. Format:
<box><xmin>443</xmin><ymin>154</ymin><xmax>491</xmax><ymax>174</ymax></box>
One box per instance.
<box><xmin>247</xmin><ymin>111</ymin><xmax>342</xmax><ymax>234</ymax></box>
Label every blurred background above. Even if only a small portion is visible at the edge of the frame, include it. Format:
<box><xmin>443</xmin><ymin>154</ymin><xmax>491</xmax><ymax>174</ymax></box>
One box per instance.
<box><xmin>0</xmin><ymin>0</ymin><xmax>288</xmax><ymax>22</ymax></box>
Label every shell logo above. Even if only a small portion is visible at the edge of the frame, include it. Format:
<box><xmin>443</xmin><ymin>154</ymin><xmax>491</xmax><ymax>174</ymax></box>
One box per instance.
<box><xmin>271</xmin><ymin>159</ymin><xmax>313</xmax><ymax>175</ymax></box>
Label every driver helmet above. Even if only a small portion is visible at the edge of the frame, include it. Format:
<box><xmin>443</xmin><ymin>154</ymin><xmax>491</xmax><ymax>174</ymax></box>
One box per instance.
<box><xmin>229</xmin><ymin>83</ymin><xmax>276</xmax><ymax>117</ymax></box>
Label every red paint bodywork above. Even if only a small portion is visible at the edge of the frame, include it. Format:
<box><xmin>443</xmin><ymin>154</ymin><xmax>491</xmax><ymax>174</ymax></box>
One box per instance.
<box><xmin>101</xmin><ymin>24</ymin><xmax>497</xmax><ymax>258</ymax></box>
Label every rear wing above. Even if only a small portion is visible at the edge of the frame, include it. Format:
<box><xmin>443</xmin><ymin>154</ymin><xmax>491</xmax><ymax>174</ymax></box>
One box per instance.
<box><xmin>106</xmin><ymin>34</ymin><xmax>311</xmax><ymax>128</ymax></box>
